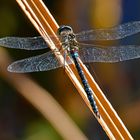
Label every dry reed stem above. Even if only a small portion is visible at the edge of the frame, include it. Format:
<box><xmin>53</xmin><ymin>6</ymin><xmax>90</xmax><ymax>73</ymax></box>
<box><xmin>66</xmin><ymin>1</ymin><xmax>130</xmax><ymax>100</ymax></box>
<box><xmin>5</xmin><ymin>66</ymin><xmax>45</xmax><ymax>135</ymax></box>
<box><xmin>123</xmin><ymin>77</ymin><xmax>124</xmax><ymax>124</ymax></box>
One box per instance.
<box><xmin>0</xmin><ymin>47</ymin><xmax>88</xmax><ymax>140</ymax></box>
<box><xmin>16</xmin><ymin>0</ymin><xmax>133</xmax><ymax>139</ymax></box>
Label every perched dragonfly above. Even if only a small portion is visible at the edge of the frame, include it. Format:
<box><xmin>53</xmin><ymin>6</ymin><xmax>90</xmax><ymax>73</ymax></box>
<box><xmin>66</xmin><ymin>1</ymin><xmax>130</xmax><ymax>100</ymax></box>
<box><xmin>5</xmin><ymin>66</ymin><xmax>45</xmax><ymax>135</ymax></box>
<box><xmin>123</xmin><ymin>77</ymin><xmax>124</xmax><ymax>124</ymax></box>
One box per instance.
<box><xmin>1</xmin><ymin>21</ymin><xmax>140</xmax><ymax>117</ymax></box>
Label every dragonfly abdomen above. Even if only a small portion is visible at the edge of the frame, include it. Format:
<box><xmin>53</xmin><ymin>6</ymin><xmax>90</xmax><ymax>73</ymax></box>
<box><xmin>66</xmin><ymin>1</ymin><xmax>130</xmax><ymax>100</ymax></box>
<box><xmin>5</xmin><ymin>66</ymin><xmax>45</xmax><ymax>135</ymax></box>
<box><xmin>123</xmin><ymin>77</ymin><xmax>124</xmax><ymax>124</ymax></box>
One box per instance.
<box><xmin>70</xmin><ymin>50</ymin><xmax>100</xmax><ymax>117</ymax></box>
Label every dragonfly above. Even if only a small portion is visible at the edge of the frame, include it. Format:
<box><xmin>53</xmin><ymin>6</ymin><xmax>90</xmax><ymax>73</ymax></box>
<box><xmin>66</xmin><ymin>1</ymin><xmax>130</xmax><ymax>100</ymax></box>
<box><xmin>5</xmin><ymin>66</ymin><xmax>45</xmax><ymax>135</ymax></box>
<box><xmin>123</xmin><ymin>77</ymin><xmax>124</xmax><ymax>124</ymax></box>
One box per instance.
<box><xmin>1</xmin><ymin>21</ymin><xmax>140</xmax><ymax>117</ymax></box>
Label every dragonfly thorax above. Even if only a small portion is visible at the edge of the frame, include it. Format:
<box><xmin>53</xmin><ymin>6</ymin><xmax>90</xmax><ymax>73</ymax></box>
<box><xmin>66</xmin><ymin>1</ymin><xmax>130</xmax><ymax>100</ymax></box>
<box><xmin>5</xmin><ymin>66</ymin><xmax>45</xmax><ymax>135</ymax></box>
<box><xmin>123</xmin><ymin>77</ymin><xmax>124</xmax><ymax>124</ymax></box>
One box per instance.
<box><xmin>58</xmin><ymin>25</ymin><xmax>79</xmax><ymax>52</ymax></box>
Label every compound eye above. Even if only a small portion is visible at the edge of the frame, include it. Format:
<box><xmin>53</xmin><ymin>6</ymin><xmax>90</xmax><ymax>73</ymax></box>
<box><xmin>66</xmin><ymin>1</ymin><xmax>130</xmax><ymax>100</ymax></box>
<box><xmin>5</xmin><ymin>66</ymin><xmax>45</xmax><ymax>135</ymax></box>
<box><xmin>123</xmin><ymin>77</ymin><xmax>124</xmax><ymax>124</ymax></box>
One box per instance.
<box><xmin>58</xmin><ymin>25</ymin><xmax>73</xmax><ymax>35</ymax></box>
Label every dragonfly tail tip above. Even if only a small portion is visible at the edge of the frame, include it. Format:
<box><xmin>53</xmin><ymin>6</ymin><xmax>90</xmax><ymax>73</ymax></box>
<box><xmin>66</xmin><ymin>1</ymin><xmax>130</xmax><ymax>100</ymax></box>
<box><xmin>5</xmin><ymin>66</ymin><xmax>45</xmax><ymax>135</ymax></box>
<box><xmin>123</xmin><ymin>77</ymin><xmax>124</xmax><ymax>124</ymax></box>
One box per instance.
<box><xmin>95</xmin><ymin>111</ymin><xmax>100</xmax><ymax>119</ymax></box>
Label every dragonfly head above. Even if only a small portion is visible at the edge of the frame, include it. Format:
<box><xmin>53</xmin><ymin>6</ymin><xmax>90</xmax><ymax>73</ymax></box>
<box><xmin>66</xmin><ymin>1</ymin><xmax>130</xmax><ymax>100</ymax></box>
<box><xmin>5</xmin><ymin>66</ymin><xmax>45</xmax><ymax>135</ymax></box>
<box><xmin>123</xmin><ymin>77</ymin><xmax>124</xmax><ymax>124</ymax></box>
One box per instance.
<box><xmin>58</xmin><ymin>25</ymin><xmax>73</xmax><ymax>35</ymax></box>
<box><xmin>58</xmin><ymin>25</ymin><xmax>76</xmax><ymax>43</ymax></box>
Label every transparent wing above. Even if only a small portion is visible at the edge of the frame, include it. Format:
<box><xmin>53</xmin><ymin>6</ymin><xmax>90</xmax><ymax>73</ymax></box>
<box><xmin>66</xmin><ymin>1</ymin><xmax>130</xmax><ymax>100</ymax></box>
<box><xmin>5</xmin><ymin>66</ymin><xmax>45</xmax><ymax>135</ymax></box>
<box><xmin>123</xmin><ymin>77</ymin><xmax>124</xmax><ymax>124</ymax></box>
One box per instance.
<box><xmin>8</xmin><ymin>51</ymin><xmax>62</xmax><ymax>73</ymax></box>
<box><xmin>0</xmin><ymin>36</ymin><xmax>48</xmax><ymax>50</ymax></box>
<box><xmin>76</xmin><ymin>21</ymin><xmax>140</xmax><ymax>41</ymax></box>
<box><xmin>79</xmin><ymin>43</ymin><xmax>140</xmax><ymax>63</ymax></box>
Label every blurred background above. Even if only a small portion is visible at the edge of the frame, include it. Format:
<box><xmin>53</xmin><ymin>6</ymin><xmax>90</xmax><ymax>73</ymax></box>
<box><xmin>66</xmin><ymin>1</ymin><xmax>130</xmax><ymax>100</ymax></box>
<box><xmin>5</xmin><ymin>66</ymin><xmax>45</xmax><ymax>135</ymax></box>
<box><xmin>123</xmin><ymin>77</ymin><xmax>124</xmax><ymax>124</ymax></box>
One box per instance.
<box><xmin>0</xmin><ymin>0</ymin><xmax>140</xmax><ymax>139</ymax></box>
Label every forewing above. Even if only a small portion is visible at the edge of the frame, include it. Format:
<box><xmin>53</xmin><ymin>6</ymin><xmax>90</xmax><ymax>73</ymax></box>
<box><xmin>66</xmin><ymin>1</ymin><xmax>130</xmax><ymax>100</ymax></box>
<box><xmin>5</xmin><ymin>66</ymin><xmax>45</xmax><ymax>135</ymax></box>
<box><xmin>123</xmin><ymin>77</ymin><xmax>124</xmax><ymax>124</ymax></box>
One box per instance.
<box><xmin>0</xmin><ymin>36</ymin><xmax>48</xmax><ymax>50</ymax></box>
<box><xmin>76</xmin><ymin>21</ymin><xmax>140</xmax><ymax>41</ymax></box>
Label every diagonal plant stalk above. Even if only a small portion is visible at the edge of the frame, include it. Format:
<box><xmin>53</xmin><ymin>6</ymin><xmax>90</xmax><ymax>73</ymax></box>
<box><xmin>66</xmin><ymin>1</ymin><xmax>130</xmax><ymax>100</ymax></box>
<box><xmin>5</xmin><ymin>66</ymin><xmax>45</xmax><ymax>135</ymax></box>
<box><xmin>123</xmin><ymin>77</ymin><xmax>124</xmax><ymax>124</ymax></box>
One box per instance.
<box><xmin>0</xmin><ymin>47</ymin><xmax>88</xmax><ymax>140</ymax></box>
<box><xmin>16</xmin><ymin>0</ymin><xmax>134</xmax><ymax>139</ymax></box>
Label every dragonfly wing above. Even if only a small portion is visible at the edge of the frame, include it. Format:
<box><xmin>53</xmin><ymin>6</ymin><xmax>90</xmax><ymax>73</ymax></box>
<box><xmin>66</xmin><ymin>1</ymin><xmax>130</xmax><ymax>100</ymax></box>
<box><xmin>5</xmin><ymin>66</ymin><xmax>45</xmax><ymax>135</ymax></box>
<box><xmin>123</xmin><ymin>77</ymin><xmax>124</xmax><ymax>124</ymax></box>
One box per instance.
<box><xmin>0</xmin><ymin>36</ymin><xmax>48</xmax><ymax>50</ymax></box>
<box><xmin>79</xmin><ymin>43</ymin><xmax>140</xmax><ymax>63</ymax></box>
<box><xmin>8</xmin><ymin>51</ymin><xmax>62</xmax><ymax>73</ymax></box>
<box><xmin>76</xmin><ymin>21</ymin><xmax>140</xmax><ymax>41</ymax></box>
